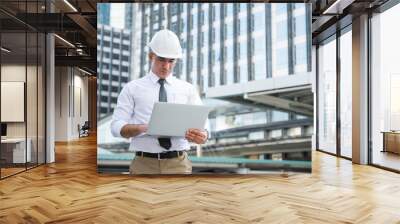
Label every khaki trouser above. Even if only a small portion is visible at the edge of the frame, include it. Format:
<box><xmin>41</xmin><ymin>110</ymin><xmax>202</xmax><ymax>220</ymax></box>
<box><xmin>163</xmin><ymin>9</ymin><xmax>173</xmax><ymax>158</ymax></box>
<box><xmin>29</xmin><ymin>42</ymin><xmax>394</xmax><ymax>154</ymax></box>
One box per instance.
<box><xmin>129</xmin><ymin>151</ymin><xmax>192</xmax><ymax>175</ymax></box>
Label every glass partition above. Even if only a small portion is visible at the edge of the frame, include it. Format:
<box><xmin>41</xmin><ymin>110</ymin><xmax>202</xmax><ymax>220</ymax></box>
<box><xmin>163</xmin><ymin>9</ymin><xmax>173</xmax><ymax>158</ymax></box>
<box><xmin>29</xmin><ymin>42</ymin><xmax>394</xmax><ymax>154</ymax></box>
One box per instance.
<box><xmin>0</xmin><ymin>0</ymin><xmax>46</xmax><ymax>179</ymax></box>
<box><xmin>0</xmin><ymin>31</ymin><xmax>28</xmax><ymax>177</ymax></box>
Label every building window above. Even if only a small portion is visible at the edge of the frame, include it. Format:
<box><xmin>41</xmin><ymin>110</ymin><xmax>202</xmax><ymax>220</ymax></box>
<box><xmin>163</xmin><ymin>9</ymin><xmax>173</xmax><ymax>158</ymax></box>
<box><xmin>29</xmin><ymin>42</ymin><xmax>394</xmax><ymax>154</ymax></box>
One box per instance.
<box><xmin>276</xmin><ymin>20</ymin><xmax>288</xmax><ymax>41</ymax></box>
<box><xmin>211</xmin><ymin>50</ymin><xmax>215</xmax><ymax>65</ymax></box>
<box><xmin>276</xmin><ymin>47</ymin><xmax>288</xmax><ymax>70</ymax></box>
<box><xmin>100</xmin><ymin>107</ymin><xmax>108</xmax><ymax>114</ymax></box>
<box><xmin>121</xmin><ymin>76</ymin><xmax>128</xmax><ymax>83</ymax></box>
<box><xmin>200</xmin><ymin>32</ymin><xmax>204</xmax><ymax>47</ymax></box>
<box><xmin>294</xmin><ymin>14</ymin><xmax>306</xmax><ymax>37</ymax></box>
<box><xmin>171</xmin><ymin>4</ymin><xmax>178</xmax><ymax>16</ymax></box>
<box><xmin>188</xmin><ymin>57</ymin><xmax>193</xmax><ymax>71</ymax></box>
<box><xmin>121</xmin><ymin>66</ymin><xmax>129</xmax><ymax>72</ymax></box>
<box><xmin>122</xmin><ymin>56</ymin><xmax>129</xmax><ymax>61</ymax></box>
<box><xmin>101</xmin><ymin>85</ymin><xmax>109</xmax><ymax>91</ymax></box>
<box><xmin>112</xmin><ymin>76</ymin><xmax>119</xmax><ymax>81</ymax></box>
<box><xmin>370</xmin><ymin>4</ymin><xmax>400</xmax><ymax>171</ymax></box>
<box><xmin>275</xmin><ymin>4</ymin><xmax>287</xmax><ymax>14</ymax></box>
<box><xmin>250</xmin><ymin>15</ymin><xmax>255</xmax><ymax>32</ymax></box>
<box><xmin>171</xmin><ymin>21</ymin><xmax>178</xmax><ymax>33</ymax></box>
<box><xmin>340</xmin><ymin>29</ymin><xmax>352</xmax><ymax>158</ymax></box>
<box><xmin>318</xmin><ymin>36</ymin><xmax>337</xmax><ymax>154</ymax></box>
<box><xmin>112</xmin><ymin>54</ymin><xmax>119</xmax><ymax>60</ymax></box>
<box><xmin>190</xmin><ymin>14</ymin><xmax>194</xmax><ymax>29</ymax></box>
<box><xmin>111</xmin><ymin>86</ymin><xmax>119</xmax><ymax>92</ymax></box>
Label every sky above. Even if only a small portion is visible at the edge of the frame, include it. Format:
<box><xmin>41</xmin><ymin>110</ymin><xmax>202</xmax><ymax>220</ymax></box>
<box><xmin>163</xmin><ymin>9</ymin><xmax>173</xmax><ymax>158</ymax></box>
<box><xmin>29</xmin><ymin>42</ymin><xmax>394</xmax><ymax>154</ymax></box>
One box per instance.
<box><xmin>110</xmin><ymin>3</ymin><xmax>125</xmax><ymax>29</ymax></box>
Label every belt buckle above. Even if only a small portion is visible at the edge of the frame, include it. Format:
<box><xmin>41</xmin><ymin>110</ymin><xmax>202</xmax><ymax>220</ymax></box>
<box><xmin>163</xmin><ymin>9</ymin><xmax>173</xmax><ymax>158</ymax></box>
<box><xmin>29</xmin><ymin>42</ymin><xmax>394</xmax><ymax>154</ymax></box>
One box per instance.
<box><xmin>157</xmin><ymin>153</ymin><xmax>164</xmax><ymax>160</ymax></box>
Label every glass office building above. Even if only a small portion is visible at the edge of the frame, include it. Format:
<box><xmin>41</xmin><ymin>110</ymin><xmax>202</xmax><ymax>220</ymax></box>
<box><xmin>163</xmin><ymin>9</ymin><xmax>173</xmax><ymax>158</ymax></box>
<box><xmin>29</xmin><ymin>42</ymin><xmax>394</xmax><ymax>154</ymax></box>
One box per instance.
<box><xmin>132</xmin><ymin>3</ymin><xmax>312</xmax><ymax>94</ymax></box>
<box><xmin>97</xmin><ymin>25</ymin><xmax>132</xmax><ymax>119</ymax></box>
<box><xmin>97</xmin><ymin>3</ymin><xmax>135</xmax><ymax>119</ymax></box>
<box><xmin>125</xmin><ymin>4</ymin><xmax>134</xmax><ymax>30</ymax></box>
<box><xmin>97</xmin><ymin>4</ymin><xmax>111</xmax><ymax>26</ymax></box>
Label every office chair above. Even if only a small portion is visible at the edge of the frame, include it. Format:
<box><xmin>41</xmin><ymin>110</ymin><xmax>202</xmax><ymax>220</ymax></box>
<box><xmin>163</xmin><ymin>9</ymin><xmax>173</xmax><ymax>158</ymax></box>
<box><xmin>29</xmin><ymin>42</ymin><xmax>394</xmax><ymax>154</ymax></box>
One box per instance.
<box><xmin>79</xmin><ymin>121</ymin><xmax>90</xmax><ymax>138</ymax></box>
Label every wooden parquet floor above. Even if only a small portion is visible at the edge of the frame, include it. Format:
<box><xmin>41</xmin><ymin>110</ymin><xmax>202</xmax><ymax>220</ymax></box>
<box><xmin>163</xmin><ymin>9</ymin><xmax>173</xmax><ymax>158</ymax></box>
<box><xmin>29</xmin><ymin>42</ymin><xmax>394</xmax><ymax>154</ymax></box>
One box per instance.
<box><xmin>1</xmin><ymin>135</ymin><xmax>400</xmax><ymax>224</ymax></box>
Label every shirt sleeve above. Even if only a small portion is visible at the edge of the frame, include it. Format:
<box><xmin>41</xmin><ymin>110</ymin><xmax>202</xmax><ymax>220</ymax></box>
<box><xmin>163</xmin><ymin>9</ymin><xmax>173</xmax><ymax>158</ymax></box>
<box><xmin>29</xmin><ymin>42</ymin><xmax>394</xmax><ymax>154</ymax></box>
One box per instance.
<box><xmin>110</xmin><ymin>83</ymin><xmax>135</xmax><ymax>138</ymax></box>
<box><xmin>188</xmin><ymin>85</ymin><xmax>203</xmax><ymax>105</ymax></box>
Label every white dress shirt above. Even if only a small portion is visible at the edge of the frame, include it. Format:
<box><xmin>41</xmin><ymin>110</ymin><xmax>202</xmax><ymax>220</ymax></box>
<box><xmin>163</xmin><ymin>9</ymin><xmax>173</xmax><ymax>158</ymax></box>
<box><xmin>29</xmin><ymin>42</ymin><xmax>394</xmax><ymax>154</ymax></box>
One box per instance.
<box><xmin>111</xmin><ymin>71</ymin><xmax>203</xmax><ymax>153</ymax></box>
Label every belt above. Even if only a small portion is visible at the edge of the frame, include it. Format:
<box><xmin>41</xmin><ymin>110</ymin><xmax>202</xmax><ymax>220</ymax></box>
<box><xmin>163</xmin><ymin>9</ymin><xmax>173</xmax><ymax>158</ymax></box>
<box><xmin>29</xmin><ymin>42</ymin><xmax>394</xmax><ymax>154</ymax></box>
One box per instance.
<box><xmin>135</xmin><ymin>151</ymin><xmax>185</xmax><ymax>160</ymax></box>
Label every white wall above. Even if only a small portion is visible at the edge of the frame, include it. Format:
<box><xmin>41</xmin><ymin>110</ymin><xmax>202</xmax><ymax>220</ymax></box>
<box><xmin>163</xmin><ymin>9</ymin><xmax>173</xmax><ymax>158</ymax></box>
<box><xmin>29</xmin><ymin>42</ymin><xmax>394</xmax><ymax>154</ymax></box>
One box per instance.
<box><xmin>1</xmin><ymin>63</ymin><xmax>47</xmax><ymax>164</ymax></box>
<box><xmin>1</xmin><ymin>65</ymin><xmax>39</xmax><ymax>137</ymax></box>
<box><xmin>54</xmin><ymin>67</ymin><xmax>89</xmax><ymax>141</ymax></box>
<box><xmin>1</xmin><ymin>65</ymin><xmax>26</xmax><ymax>136</ymax></box>
<box><xmin>55</xmin><ymin>67</ymin><xmax>68</xmax><ymax>141</ymax></box>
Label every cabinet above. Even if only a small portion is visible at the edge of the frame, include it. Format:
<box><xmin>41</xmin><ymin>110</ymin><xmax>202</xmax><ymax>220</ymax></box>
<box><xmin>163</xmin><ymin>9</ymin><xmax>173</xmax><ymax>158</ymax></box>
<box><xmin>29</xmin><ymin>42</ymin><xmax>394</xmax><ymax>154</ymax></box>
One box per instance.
<box><xmin>0</xmin><ymin>138</ymin><xmax>32</xmax><ymax>165</ymax></box>
<box><xmin>382</xmin><ymin>132</ymin><xmax>400</xmax><ymax>154</ymax></box>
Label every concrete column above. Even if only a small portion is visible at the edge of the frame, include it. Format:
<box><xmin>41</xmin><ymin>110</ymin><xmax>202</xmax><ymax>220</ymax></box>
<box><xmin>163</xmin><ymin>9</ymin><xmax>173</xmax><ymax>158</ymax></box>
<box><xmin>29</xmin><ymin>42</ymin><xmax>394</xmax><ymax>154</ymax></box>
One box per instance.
<box><xmin>312</xmin><ymin>45</ymin><xmax>317</xmax><ymax>151</ymax></box>
<box><xmin>352</xmin><ymin>14</ymin><xmax>369</xmax><ymax>164</ymax></box>
<box><xmin>46</xmin><ymin>32</ymin><xmax>55</xmax><ymax>163</ymax></box>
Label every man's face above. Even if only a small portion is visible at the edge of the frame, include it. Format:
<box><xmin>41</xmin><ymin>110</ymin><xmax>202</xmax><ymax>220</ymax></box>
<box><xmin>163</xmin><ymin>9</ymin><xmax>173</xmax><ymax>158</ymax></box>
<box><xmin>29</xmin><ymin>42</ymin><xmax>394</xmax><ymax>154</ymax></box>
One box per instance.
<box><xmin>149</xmin><ymin>53</ymin><xmax>177</xmax><ymax>79</ymax></box>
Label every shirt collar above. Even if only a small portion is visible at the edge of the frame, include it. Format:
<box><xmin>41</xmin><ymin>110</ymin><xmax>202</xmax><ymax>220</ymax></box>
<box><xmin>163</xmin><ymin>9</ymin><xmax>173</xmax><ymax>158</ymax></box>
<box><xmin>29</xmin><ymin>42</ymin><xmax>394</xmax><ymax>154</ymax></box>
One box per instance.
<box><xmin>148</xmin><ymin>70</ymin><xmax>174</xmax><ymax>85</ymax></box>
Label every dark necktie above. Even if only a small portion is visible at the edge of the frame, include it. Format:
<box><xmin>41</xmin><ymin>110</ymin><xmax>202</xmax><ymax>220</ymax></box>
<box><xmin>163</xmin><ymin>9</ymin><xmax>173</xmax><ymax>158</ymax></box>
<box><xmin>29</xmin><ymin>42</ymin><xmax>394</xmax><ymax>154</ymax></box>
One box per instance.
<box><xmin>157</xmin><ymin>79</ymin><xmax>172</xmax><ymax>150</ymax></box>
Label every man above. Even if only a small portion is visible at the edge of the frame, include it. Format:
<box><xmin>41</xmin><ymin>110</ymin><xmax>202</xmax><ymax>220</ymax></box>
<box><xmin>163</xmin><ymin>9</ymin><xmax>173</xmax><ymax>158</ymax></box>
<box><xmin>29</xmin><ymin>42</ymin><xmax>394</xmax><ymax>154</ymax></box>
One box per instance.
<box><xmin>111</xmin><ymin>29</ymin><xmax>208</xmax><ymax>175</ymax></box>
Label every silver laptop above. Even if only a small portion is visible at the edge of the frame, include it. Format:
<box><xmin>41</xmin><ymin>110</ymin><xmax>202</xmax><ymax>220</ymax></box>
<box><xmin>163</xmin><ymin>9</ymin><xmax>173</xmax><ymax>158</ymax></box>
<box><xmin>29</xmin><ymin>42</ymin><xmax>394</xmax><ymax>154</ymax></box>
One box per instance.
<box><xmin>147</xmin><ymin>102</ymin><xmax>210</xmax><ymax>137</ymax></box>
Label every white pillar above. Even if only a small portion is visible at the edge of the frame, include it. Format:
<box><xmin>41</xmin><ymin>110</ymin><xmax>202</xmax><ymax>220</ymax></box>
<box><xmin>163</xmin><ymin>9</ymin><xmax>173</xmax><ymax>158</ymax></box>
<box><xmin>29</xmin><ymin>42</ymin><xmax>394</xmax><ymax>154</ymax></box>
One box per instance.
<box><xmin>352</xmin><ymin>14</ymin><xmax>369</xmax><ymax>164</ymax></box>
<box><xmin>46</xmin><ymin>33</ymin><xmax>55</xmax><ymax>163</ymax></box>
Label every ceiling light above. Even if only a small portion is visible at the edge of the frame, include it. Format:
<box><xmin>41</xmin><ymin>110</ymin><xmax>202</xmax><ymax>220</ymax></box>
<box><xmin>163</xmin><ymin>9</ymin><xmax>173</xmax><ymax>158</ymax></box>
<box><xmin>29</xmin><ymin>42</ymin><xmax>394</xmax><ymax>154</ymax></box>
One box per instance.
<box><xmin>54</xmin><ymin>34</ymin><xmax>75</xmax><ymax>48</ymax></box>
<box><xmin>78</xmin><ymin>67</ymin><xmax>92</xmax><ymax>76</ymax></box>
<box><xmin>63</xmin><ymin>0</ymin><xmax>78</xmax><ymax>12</ymax></box>
<box><xmin>1</xmin><ymin>47</ymin><xmax>11</xmax><ymax>53</ymax></box>
<box><xmin>322</xmin><ymin>0</ymin><xmax>354</xmax><ymax>15</ymax></box>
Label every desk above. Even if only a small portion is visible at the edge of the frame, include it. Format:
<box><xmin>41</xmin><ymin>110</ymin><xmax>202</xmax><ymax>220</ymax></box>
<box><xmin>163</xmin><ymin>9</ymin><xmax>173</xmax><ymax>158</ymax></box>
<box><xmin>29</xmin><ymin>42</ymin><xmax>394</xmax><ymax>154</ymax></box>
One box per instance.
<box><xmin>382</xmin><ymin>131</ymin><xmax>400</xmax><ymax>154</ymax></box>
<box><xmin>1</xmin><ymin>138</ymin><xmax>31</xmax><ymax>163</ymax></box>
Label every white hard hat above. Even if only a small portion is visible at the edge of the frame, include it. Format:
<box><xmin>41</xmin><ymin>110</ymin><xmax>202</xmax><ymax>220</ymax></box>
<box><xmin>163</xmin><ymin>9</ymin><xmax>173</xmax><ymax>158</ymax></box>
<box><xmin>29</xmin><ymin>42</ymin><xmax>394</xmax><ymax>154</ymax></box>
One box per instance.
<box><xmin>148</xmin><ymin>29</ymin><xmax>183</xmax><ymax>59</ymax></box>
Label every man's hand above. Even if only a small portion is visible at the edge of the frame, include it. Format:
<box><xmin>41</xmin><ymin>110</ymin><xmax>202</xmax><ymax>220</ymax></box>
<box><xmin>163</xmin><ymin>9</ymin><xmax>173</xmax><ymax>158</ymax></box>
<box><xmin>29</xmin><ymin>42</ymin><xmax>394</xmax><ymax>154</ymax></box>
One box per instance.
<box><xmin>185</xmin><ymin>128</ymin><xmax>207</xmax><ymax>144</ymax></box>
<box><xmin>121</xmin><ymin>124</ymin><xmax>148</xmax><ymax>138</ymax></box>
